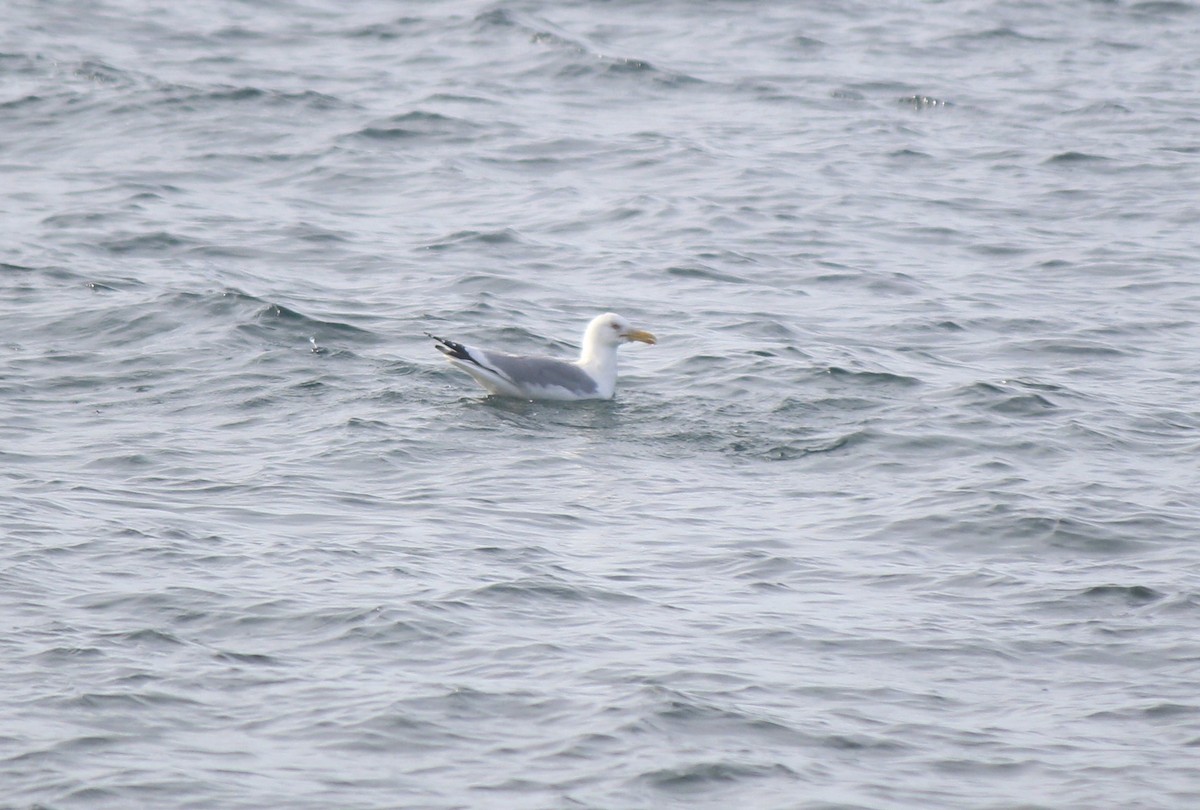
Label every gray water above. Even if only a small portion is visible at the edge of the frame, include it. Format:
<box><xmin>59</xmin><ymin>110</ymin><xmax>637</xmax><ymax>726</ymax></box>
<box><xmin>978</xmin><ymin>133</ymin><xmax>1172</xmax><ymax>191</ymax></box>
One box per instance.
<box><xmin>3</xmin><ymin>1</ymin><xmax>1200</xmax><ymax>808</ymax></box>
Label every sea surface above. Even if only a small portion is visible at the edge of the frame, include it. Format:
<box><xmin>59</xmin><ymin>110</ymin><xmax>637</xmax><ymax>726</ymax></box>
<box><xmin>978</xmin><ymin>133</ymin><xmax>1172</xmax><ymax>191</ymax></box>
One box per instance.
<box><xmin>3</xmin><ymin>1</ymin><xmax>1200</xmax><ymax>808</ymax></box>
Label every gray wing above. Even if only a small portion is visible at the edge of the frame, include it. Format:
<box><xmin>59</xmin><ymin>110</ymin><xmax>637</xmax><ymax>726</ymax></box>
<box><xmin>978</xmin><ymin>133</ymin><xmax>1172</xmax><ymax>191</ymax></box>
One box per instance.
<box><xmin>481</xmin><ymin>351</ymin><xmax>599</xmax><ymax>396</ymax></box>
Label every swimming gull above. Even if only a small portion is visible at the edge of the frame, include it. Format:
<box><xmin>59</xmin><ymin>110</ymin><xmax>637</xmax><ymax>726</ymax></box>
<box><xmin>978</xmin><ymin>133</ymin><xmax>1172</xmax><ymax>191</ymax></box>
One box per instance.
<box><xmin>428</xmin><ymin>312</ymin><xmax>656</xmax><ymax>401</ymax></box>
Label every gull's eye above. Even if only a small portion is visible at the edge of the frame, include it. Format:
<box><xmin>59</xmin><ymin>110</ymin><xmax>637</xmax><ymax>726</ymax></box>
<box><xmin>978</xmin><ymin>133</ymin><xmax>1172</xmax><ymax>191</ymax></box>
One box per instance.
<box><xmin>611</xmin><ymin>323</ymin><xmax>621</xmax><ymax>330</ymax></box>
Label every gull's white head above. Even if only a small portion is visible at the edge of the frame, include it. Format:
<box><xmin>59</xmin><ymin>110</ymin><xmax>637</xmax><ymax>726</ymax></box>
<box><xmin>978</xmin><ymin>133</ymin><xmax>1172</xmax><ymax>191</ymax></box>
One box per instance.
<box><xmin>585</xmin><ymin>312</ymin><xmax>657</xmax><ymax>349</ymax></box>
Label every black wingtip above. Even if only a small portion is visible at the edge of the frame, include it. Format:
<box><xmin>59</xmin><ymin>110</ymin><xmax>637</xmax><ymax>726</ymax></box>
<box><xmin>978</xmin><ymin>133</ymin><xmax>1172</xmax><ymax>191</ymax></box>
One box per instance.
<box><xmin>426</xmin><ymin>332</ymin><xmax>470</xmax><ymax>361</ymax></box>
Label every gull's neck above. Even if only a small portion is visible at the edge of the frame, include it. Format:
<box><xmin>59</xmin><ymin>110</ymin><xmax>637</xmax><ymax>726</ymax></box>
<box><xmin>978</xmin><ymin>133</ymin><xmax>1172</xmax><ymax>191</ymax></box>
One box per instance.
<box><xmin>576</xmin><ymin>331</ymin><xmax>619</xmax><ymax>390</ymax></box>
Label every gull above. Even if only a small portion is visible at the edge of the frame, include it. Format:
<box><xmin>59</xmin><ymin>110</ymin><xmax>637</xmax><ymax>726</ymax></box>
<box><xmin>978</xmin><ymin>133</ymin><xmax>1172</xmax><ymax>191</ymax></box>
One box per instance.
<box><xmin>428</xmin><ymin>312</ymin><xmax>656</xmax><ymax>401</ymax></box>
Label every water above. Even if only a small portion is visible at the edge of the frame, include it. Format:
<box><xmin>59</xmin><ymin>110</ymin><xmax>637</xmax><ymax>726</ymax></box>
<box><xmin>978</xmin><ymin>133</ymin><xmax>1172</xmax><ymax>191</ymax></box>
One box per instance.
<box><xmin>3</xmin><ymin>1</ymin><xmax>1200</xmax><ymax>807</ymax></box>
